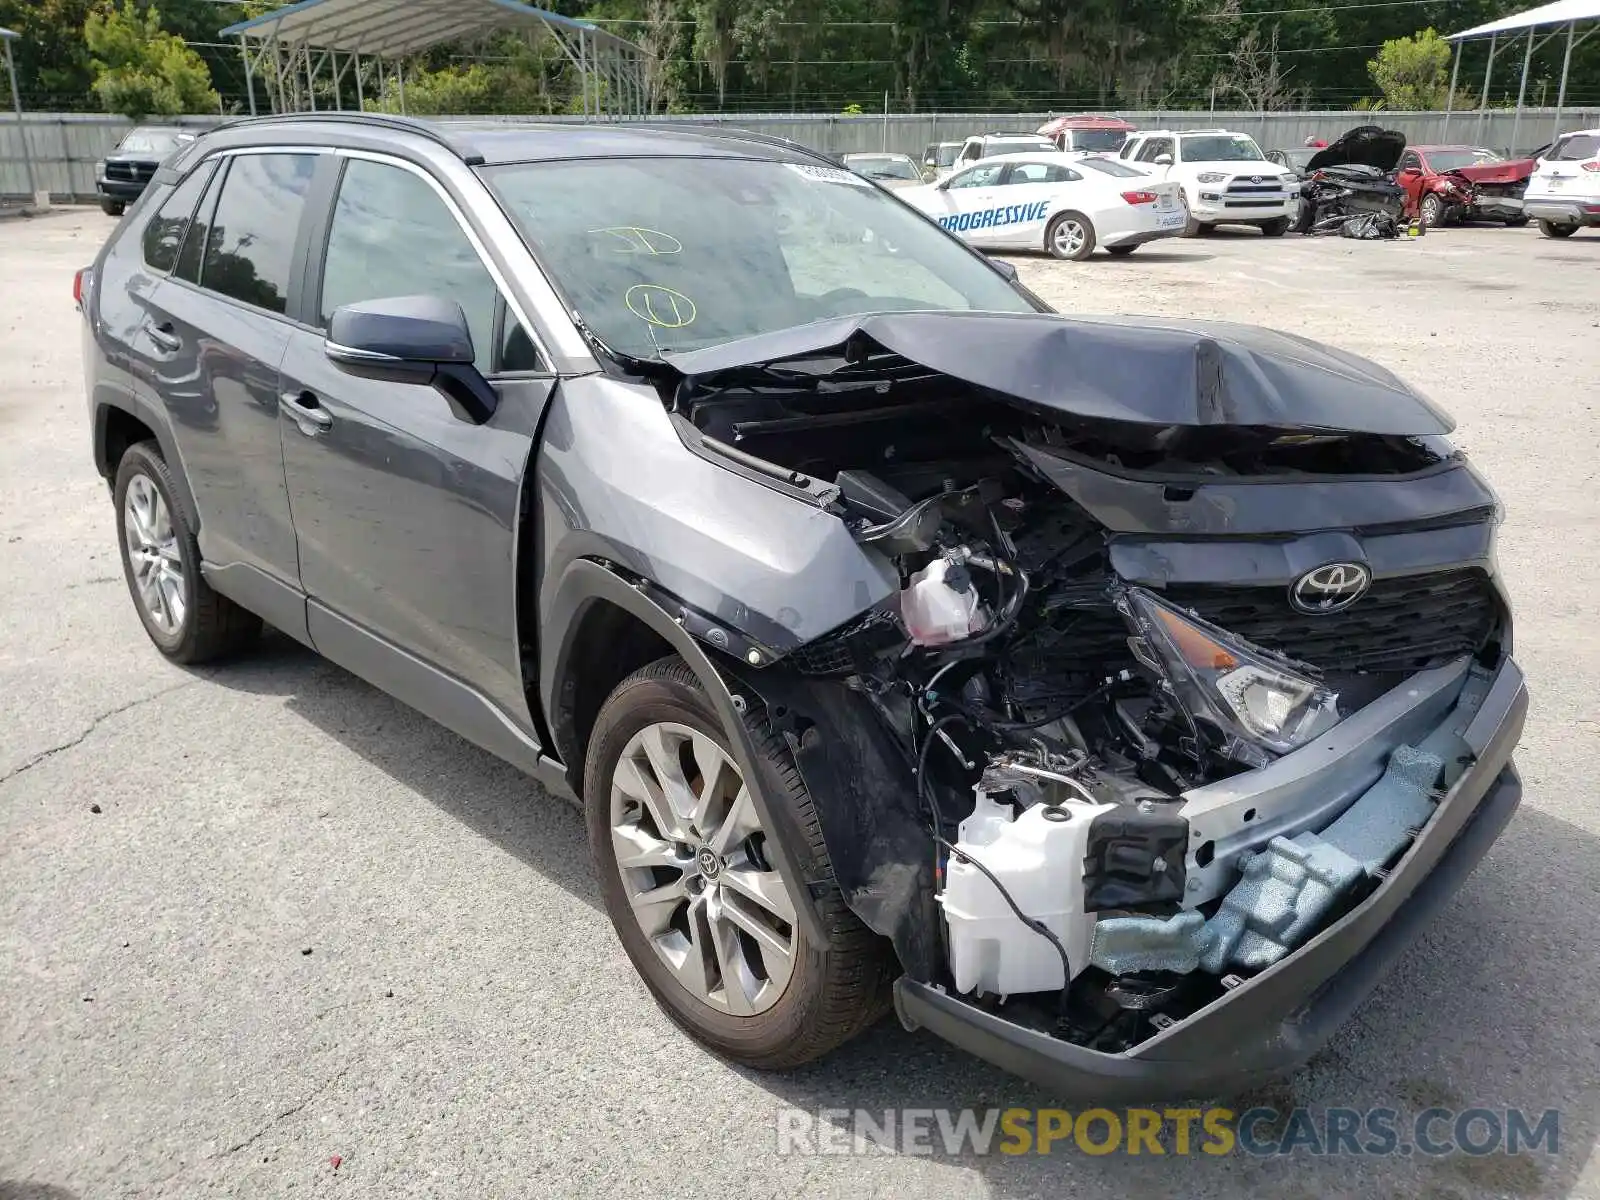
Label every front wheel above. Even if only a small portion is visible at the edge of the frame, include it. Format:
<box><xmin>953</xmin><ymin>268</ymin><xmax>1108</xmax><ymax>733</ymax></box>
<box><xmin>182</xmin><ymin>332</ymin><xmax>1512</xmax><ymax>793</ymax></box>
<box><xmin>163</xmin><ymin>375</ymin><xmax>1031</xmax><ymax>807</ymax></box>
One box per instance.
<box><xmin>1538</xmin><ymin>219</ymin><xmax>1577</xmax><ymax>238</ymax></box>
<box><xmin>100</xmin><ymin>198</ymin><xmax>125</xmax><ymax>217</ymax></box>
<box><xmin>1045</xmin><ymin>210</ymin><xmax>1097</xmax><ymax>260</ymax></box>
<box><xmin>114</xmin><ymin>442</ymin><xmax>261</xmax><ymax>663</ymax></box>
<box><xmin>1260</xmin><ymin>217</ymin><xmax>1291</xmax><ymax>238</ymax></box>
<box><xmin>585</xmin><ymin>656</ymin><xmax>893</xmax><ymax>1069</ymax></box>
<box><xmin>1420</xmin><ymin>193</ymin><xmax>1446</xmax><ymax>229</ymax></box>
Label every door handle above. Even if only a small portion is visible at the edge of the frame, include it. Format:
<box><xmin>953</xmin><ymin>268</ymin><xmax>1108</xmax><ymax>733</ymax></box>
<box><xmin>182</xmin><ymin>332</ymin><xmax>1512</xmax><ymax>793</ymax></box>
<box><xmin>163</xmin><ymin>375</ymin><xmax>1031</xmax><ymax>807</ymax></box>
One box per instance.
<box><xmin>147</xmin><ymin>322</ymin><xmax>181</xmax><ymax>352</ymax></box>
<box><xmin>280</xmin><ymin>390</ymin><xmax>333</xmax><ymax>435</ymax></box>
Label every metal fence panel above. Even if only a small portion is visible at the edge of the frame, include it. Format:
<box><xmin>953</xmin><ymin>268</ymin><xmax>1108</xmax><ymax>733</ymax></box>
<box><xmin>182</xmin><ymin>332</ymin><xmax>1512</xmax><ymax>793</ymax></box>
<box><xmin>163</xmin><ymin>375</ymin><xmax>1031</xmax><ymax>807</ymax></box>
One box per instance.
<box><xmin>6</xmin><ymin>108</ymin><xmax>1598</xmax><ymax>200</ymax></box>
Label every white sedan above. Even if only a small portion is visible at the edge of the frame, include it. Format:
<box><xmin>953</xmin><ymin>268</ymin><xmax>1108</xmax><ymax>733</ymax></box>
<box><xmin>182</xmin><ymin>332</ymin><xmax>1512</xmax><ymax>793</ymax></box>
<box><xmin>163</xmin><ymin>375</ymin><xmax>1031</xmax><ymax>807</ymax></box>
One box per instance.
<box><xmin>898</xmin><ymin>153</ymin><xmax>1185</xmax><ymax>259</ymax></box>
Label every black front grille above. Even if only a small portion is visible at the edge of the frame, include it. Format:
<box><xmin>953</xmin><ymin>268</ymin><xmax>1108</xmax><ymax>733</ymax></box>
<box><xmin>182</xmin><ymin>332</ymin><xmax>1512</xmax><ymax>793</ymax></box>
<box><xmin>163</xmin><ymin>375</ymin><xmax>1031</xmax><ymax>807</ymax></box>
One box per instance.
<box><xmin>105</xmin><ymin>161</ymin><xmax>155</xmax><ymax>182</ymax></box>
<box><xmin>1161</xmin><ymin>568</ymin><xmax>1499</xmax><ymax>673</ymax></box>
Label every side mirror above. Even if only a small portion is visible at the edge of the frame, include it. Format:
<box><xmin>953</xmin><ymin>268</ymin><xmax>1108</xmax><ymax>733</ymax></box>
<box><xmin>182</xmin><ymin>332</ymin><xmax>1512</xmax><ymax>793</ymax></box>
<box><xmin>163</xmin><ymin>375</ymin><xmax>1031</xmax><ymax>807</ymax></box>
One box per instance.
<box><xmin>1154</xmin><ymin>154</ymin><xmax>1174</xmax><ymax>166</ymax></box>
<box><xmin>325</xmin><ymin>295</ymin><xmax>497</xmax><ymax>424</ymax></box>
<box><xmin>987</xmin><ymin>256</ymin><xmax>1019</xmax><ymax>282</ymax></box>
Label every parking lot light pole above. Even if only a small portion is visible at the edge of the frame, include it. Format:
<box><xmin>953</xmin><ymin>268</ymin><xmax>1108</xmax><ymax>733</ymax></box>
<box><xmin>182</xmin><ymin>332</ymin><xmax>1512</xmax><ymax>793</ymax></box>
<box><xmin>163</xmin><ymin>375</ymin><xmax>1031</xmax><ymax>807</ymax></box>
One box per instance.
<box><xmin>1443</xmin><ymin>39</ymin><xmax>1462</xmax><ymax>141</ymax></box>
<box><xmin>2</xmin><ymin>29</ymin><xmax>37</xmax><ymax>203</ymax></box>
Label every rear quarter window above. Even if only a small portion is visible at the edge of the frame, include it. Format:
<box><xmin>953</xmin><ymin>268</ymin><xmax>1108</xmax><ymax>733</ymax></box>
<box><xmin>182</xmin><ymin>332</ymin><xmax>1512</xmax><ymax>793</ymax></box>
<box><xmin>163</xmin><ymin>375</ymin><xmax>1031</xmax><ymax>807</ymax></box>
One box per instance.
<box><xmin>140</xmin><ymin>162</ymin><xmax>215</xmax><ymax>274</ymax></box>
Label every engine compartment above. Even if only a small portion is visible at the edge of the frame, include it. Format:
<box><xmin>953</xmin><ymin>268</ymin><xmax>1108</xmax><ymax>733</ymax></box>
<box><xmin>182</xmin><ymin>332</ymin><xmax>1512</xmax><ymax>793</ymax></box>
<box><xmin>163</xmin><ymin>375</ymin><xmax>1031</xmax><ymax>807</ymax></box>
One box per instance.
<box><xmin>665</xmin><ymin>336</ymin><xmax>1505</xmax><ymax>1053</ymax></box>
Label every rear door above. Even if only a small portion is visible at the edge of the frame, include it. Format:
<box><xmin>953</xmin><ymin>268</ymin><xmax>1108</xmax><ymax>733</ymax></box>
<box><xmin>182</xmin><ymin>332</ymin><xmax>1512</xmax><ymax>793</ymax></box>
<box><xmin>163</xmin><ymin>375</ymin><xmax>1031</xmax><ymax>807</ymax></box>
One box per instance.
<box><xmin>993</xmin><ymin>160</ymin><xmax>1086</xmax><ymax>248</ymax></box>
<box><xmin>276</xmin><ymin>152</ymin><xmax>553</xmax><ymax>722</ymax></box>
<box><xmin>139</xmin><ymin>149</ymin><xmax>320</xmax><ymax>603</ymax></box>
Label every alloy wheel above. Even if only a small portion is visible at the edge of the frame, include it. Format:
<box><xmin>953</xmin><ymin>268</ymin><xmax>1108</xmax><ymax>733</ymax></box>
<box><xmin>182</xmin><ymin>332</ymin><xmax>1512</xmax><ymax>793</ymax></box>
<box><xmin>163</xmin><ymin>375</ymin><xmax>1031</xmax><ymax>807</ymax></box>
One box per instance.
<box><xmin>609</xmin><ymin>721</ymin><xmax>797</xmax><ymax>1015</ymax></box>
<box><xmin>1053</xmin><ymin>218</ymin><xmax>1088</xmax><ymax>257</ymax></box>
<box><xmin>122</xmin><ymin>473</ymin><xmax>186</xmax><ymax>634</ymax></box>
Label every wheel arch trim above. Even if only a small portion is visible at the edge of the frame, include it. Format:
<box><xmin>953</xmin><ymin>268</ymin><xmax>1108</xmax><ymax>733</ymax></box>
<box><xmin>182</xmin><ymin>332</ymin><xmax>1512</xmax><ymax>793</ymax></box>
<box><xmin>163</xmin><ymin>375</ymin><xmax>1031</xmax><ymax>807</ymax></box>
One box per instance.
<box><xmin>542</xmin><ymin>557</ymin><xmax>828</xmax><ymax>946</ymax></box>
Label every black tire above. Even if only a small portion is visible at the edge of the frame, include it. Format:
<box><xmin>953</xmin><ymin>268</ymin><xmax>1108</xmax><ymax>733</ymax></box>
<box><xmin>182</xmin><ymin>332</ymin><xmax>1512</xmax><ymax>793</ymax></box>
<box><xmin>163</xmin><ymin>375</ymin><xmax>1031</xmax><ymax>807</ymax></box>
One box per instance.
<box><xmin>1538</xmin><ymin>219</ymin><xmax>1579</xmax><ymax>239</ymax></box>
<box><xmin>1503</xmin><ymin>214</ymin><xmax>1530</xmax><ymax>227</ymax></box>
<box><xmin>113</xmin><ymin>441</ymin><xmax>261</xmax><ymax>664</ymax></box>
<box><xmin>100</xmin><ymin>198</ymin><xmax>124</xmax><ymax>217</ymax></box>
<box><xmin>1291</xmin><ymin>199</ymin><xmax>1315</xmax><ymax>235</ymax></box>
<box><xmin>585</xmin><ymin>656</ymin><xmax>894</xmax><ymax>1069</ymax></box>
<box><xmin>1420</xmin><ymin>193</ymin><xmax>1446</xmax><ymax>229</ymax></box>
<box><xmin>1259</xmin><ymin>217</ymin><xmax>1291</xmax><ymax>238</ymax></box>
<box><xmin>1045</xmin><ymin>210</ymin><xmax>1097</xmax><ymax>260</ymax></box>
<box><xmin>1182</xmin><ymin>217</ymin><xmax>1212</xmax><ymax>238</ymax></box>
<box><xmin>1106</xmin><ymin>244</ymin><xmax>1139</xmax><ymax>256</ymax></box>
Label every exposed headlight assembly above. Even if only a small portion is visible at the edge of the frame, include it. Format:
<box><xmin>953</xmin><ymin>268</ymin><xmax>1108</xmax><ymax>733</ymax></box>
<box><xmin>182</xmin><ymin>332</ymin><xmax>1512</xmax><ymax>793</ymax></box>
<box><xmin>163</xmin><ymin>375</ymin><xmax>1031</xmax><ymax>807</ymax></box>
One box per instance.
<box><xmin>1123</xmin><ymin>588</ymin><xmax>1341</xmax><ymax>767</ymax></box>
<box><xmin>1196</xmin><ymin>172</ymin><xmax>1229</xmax><ymax>184</ymax></box>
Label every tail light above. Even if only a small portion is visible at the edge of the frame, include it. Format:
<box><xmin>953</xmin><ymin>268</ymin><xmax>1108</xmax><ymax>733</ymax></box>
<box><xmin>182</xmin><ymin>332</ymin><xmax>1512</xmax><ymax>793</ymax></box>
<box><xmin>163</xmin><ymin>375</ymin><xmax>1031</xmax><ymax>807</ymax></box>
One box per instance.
<box><xmin>1582</xmin><ymin>161</ymin><xmax>1600</xmax><ymax>173</ymax></box>
<box><xmin>1121</xmin><ymin>190</ymin><xmax>1159</xmax><ymax>205</ymax></box>
<box><xmin>73</xmin><ymin>268</ymin><xmax>85</xmax><ymax>307</ymax></box>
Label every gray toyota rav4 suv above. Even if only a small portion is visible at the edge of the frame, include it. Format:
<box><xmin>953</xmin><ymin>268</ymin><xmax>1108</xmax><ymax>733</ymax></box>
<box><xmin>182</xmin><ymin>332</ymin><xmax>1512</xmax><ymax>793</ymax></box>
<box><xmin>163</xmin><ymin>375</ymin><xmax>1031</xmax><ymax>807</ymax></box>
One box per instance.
<box><xmin>80</xmin><ymin>113</ymin><xmax>1526</xmax><ymax>1098</ymax></box>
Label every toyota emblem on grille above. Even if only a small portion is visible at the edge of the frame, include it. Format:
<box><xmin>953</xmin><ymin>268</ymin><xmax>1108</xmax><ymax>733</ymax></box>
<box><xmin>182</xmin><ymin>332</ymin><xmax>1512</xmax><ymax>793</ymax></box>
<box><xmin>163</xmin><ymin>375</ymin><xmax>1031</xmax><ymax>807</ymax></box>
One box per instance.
<box><xmin>1250</xmin><ymin>175</ymin><xmax>1262</xmax><ymax>183</ymax></box>
<box><xmin>1291</xmin><ymin>563</ymin><xmax>1371</xmax><ymax>614</ymax></box>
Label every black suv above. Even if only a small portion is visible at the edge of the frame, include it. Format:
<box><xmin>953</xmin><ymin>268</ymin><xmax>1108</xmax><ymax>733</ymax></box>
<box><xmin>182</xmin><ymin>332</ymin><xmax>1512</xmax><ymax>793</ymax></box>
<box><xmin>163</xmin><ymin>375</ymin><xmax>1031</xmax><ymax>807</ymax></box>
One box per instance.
<box><xmin>96</xmin><ymin>125</ymin><xmax>197</xmax><ymax>216</ymax></box>
<box><xmin>80</xmin><ymin>114</ymin><xmax>1526</xmax><ymax>1098</ymax></box>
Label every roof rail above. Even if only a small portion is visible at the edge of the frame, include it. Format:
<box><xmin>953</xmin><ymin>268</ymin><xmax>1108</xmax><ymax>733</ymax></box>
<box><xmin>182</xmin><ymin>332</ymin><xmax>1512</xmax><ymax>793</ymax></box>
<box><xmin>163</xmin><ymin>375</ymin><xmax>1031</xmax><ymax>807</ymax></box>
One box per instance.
<box><xmin>211</xmin><ymin>111</ymin><xmax>471</xmax><ymax>159</ymax></box>
<box><xmin>630</xmin><ymin>121</ymin><xmax>838</xmax><ymax>165</ymax></box>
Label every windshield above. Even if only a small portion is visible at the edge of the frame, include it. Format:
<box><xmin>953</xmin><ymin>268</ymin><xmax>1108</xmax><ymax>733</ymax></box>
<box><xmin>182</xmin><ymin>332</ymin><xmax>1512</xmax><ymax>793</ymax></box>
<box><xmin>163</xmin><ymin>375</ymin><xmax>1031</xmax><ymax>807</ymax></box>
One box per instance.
<box><xmin>1182</xmin><ymin>135</ymin><xmax>1264</xmax><ymax>162</ymax></box>
<box><xmin>935</xmin><ymin>143</ymin><xmax>960</xmax><ymax>166</ymax></box>
<box><xmin>1426</xmin><ymin>148</ymin><xmax>1502</xmax><ymax>171</ymax></box>
<box><xmin>1070</xmin><ymin>129</ymin><xmax>1128</xmax><ymax>152</ymax></box>
<box><xmin>118</xmin><ymin>129</ymin><xmax>191</xmax><ymax>155</ymax></box>
<box><xmin>484</xmin><ymin>157</ymin><xmax>1033</xmax><ymax>359</ymax></box>
<box><xmin>843</xmin><ymin>154</ymin><xmax>920</xmax><ymax>181</ymax></box>
<box><xmin>1078</xmin><ymin>156</ymin><xmax>1144</xmax><ymax>178</ymax></box>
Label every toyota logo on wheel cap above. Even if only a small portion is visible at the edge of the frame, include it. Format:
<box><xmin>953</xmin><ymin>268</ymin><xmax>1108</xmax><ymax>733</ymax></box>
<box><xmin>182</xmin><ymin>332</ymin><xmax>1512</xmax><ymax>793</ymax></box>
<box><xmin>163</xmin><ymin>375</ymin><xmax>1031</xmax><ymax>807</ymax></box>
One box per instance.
<box><xmin>1291</xmin><ymin>563</ymin><xmax>1371</xmax><ymax>614</ymax></box>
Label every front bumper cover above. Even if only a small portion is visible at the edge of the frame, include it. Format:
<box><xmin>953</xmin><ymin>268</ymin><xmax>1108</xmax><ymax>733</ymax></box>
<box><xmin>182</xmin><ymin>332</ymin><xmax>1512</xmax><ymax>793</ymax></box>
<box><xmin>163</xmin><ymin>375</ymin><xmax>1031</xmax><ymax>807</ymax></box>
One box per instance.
<box><xmin>894</xmin><ymin>656</ymin><xmax>1527</xmax><ymax>1101</ymax></box>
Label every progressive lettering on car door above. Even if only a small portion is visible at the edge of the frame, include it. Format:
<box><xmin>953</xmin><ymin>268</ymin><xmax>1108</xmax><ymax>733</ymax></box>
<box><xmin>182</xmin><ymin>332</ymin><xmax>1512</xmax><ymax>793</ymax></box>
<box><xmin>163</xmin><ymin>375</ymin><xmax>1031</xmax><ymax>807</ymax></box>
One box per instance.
<box><xmin>933</xmin><ymin>162</ymin><xmax>1016</xmax><ymax>245</ymax></box>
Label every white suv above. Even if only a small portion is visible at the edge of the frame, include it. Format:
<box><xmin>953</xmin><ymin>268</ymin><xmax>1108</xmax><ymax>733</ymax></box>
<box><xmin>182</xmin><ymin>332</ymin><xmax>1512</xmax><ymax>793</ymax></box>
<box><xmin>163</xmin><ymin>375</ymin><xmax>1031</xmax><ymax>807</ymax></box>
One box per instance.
<box><xmin>1119</xmin><ymin>129</ymin><xmax>1299</xmax><ymax>236</ymax></box>
<box><xmin>951</xmin><ymin>132</ymin><xmax>1059</xmax><ymax>173</ymax></box>
<box><xmin>1525</xmin><ymin>128</ymin><xmax>1600</xmax><ymax>238</ymax></box>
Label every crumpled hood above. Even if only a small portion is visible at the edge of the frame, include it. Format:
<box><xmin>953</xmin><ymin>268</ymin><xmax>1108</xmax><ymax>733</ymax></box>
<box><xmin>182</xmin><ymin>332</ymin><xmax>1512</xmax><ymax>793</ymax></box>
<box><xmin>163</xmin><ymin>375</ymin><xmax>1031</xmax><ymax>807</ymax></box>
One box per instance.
<box><xmin>662</xmin><ymin>311</ymin><xmax>1455</xmax><ymax>436</ymax></box>
<box><xmin>1308</xmin><ymin>126</ymin><xmax>1407</xmax><ymax>173</ymax></box>
<box><xmin>1447</xmin><ymin>159</ymin><xmax>1536</xmax><ymax>185</ymax></box>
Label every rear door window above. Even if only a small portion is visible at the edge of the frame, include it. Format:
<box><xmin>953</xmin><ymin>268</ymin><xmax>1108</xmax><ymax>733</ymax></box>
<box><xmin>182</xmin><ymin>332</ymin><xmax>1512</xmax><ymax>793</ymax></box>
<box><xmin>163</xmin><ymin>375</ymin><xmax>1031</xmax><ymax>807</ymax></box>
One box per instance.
<box><xmin>199</xmin><ymin>152</ymin><xmax>317</xmax><ymax>316</ymax></box>
<box><xmin>1136</xmin><ymin>138</ymin><xmax>1173</xmax><ymax>163</ymax></box>
<box><xmin>174</xmin><ymin>160</ymin><xmax>226</xmax><ymax>284</ymax></box>
<box><xmin>140</xmin><ymin>162</ymin><xmax>214</xmax><ymax>274</ymax></box>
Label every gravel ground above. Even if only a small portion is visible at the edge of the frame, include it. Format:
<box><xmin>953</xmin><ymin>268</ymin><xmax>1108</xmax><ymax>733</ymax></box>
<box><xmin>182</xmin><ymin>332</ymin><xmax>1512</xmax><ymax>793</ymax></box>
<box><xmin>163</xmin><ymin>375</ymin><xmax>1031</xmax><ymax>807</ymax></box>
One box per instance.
<box><xmin>3</xmin><ymin>209</ymin><xmax>1599</xmax><ymax>1200</ymax></box>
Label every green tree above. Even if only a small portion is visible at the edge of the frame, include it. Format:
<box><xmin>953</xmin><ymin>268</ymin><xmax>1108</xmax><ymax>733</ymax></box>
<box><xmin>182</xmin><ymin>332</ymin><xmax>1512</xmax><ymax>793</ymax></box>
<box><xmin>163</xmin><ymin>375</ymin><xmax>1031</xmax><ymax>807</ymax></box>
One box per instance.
<box><xmin>1367</xmin><ymin>27</ymin><xmax>1453</xmax><ymax>110</ymax></box>
<box><xmin>84</xmin><ymin>0</ymin><xmax>218</xmax><ymax>118</ymax></box>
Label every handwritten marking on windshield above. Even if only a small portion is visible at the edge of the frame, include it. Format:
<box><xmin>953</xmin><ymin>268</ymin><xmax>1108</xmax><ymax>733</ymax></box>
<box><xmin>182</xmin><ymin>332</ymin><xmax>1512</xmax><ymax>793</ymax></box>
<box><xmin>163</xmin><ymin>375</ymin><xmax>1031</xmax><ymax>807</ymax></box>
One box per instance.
<box><xmin>626</xmin><ymin>284</ymin><xmax>697</xmax><ymax>329</ymax></box>
<box><xmin>589</xmin><ymin>226</ymin><xmax>684</xmax><ymax>255</ymax></box>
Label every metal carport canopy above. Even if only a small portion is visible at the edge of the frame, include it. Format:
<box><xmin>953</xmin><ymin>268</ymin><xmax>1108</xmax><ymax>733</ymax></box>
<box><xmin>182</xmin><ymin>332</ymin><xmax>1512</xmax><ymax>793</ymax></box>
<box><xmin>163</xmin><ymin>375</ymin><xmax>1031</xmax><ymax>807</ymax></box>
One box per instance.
<box><xmin>219</xmin><ymin>0</ymin><xmax>649</xmax><ymax>119</ymax></box>
<box><xmin>1444</xmin><ymin>0</ymin><xmax>1599</xmax><ymax>147</ymax></box>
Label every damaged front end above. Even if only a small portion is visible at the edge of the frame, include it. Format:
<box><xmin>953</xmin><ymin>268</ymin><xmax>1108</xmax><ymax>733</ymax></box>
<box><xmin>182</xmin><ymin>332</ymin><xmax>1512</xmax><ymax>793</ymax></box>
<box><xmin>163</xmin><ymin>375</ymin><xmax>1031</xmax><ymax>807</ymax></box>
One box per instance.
<box><xmin>651</xmin><ymin>311</ymin><xmax>1525</xmax><ymax>1094</ymax></box>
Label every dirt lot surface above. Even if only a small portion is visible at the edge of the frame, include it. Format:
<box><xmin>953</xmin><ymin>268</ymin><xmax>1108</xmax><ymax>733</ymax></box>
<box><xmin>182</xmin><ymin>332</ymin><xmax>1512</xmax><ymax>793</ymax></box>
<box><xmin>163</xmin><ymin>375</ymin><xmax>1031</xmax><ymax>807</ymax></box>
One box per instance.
<box><xmin>3</xmin><ymin>209</ymin><xmax>1599</xmax><ymax>1199</ymax></box>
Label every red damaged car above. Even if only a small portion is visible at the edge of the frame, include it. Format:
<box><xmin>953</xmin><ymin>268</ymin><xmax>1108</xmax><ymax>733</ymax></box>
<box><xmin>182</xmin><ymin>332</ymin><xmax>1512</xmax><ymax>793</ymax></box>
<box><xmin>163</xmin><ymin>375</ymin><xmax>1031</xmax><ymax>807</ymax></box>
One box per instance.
<box><xmin>1397</xmin><ymin>145</ymin><xmax>1537</xmax><ymax>227</ymax></box>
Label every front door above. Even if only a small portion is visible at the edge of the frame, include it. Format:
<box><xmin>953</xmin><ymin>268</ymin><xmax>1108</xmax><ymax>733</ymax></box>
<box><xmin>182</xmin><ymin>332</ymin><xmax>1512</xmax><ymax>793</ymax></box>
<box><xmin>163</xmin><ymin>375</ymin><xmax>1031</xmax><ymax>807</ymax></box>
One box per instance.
<box><xmin>277</xmin><ymin>154</ymin><xmax>552</xmax><ymax>721</ymax></box>
<box><xmin>926</xmin><ymin>161</ymin><xmax>1010</xmax><ymax>245</ymax></box>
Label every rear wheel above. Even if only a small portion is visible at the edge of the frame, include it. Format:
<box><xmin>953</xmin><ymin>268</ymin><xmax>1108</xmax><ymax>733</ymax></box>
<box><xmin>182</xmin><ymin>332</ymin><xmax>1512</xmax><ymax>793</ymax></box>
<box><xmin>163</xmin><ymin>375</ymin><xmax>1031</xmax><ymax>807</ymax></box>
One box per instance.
<box><xmin>1259</xmin><ymin>217</ymin><xmax>1291</xmax><ymax>238</ymax></box>
<box><xmin>1106</xmin><ymin>244</ymin><xmax>1139</xmax><ymax>256</ymax></box>
<box><xmin>100</xmin><ymin>198</ymin><xmax>124</xmax><ymax>217</ymax></box>
<box><xmin>1420</xmin><ymin>193</ymin><xmax>1447</xmax><ymax>229</ymax></box>
<box><xmin>114</xmin><ymin>441</ymin><xmax>261</xmax><ymax>663</ymax></box>
<box><xmin>1045</xmin><ymin>210</ymin><xmax>1097</xmax><ymax>260</ymax></box>
<box><xmin>585</xmin><ymin>656</ymin><xmax>893</xmax><ymax>1068</ymax></box>
<box><xmin>1538</xmin><ymin>219</ymin><xmax>1579</xmax><ymax>238</ymax></box>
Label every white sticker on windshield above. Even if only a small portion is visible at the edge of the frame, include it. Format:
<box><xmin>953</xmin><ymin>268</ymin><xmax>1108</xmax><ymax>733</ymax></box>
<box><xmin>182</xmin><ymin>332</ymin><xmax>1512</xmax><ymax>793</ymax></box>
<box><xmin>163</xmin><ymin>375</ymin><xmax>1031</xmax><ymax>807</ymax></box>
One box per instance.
<box><xmin>787</xmin><ymin>163</ymin><xmax>874</xmax><ymax>188</ymax></box>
